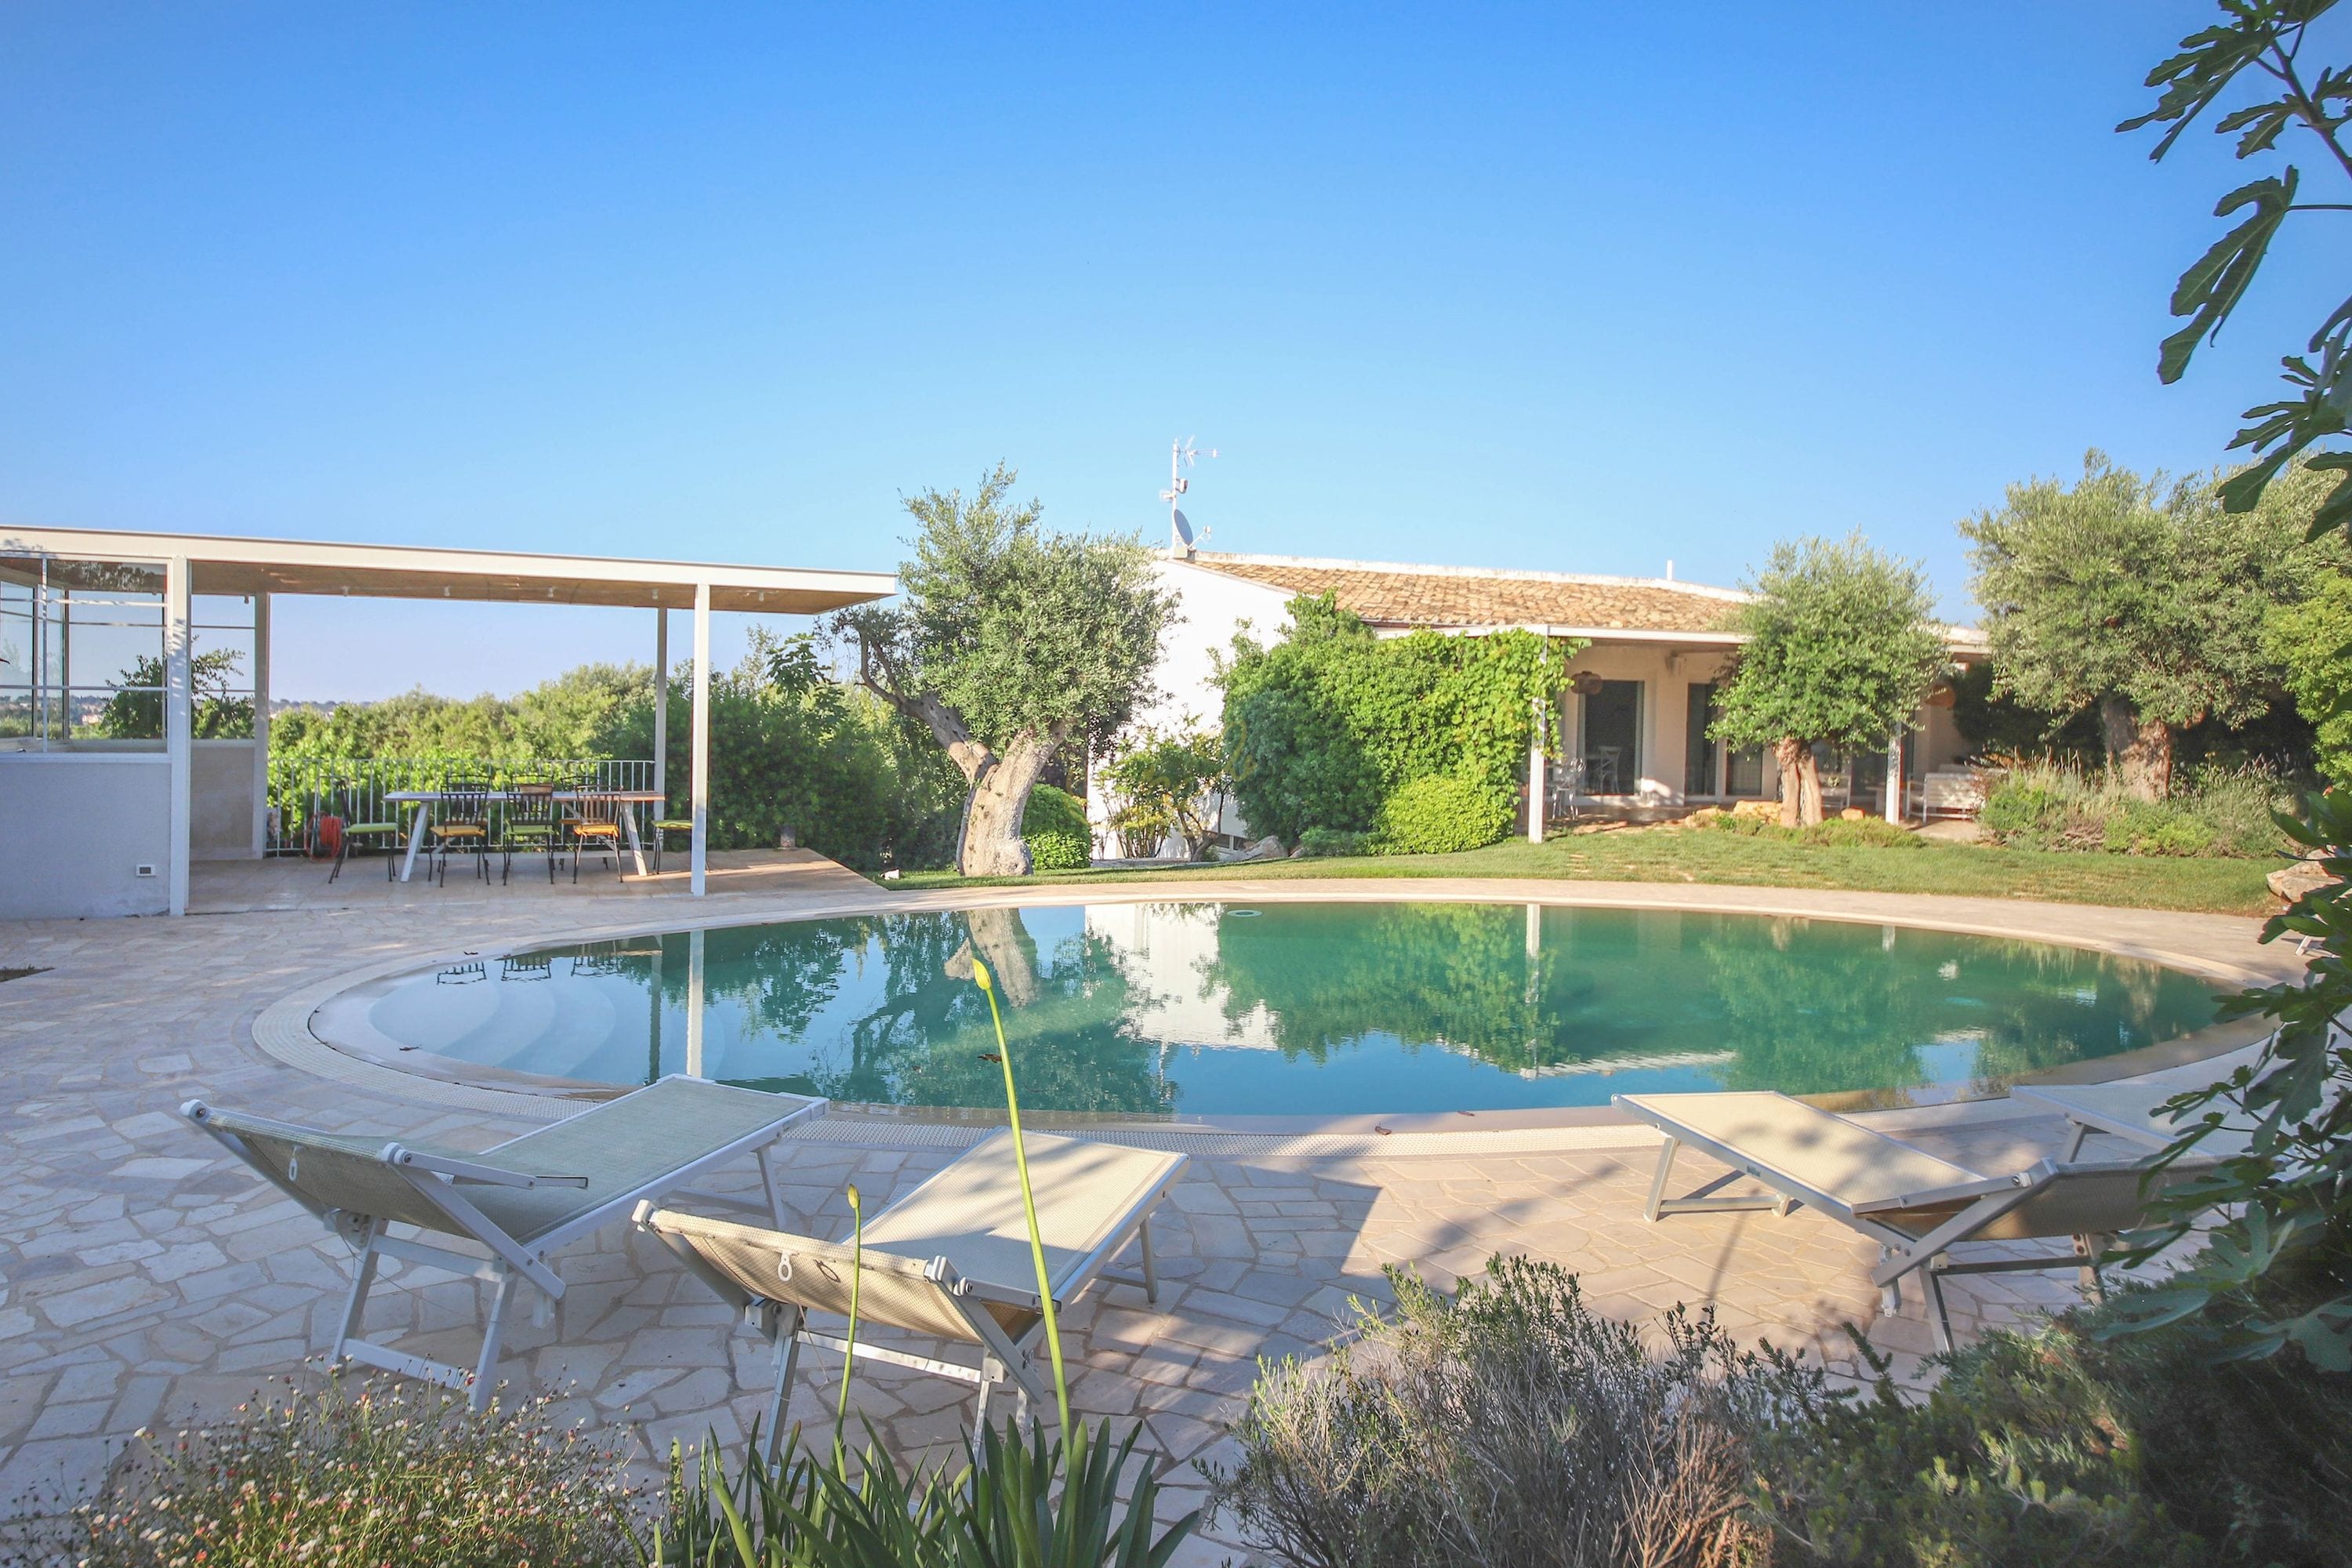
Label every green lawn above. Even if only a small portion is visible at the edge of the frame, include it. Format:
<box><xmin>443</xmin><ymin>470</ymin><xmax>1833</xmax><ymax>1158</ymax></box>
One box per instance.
<box><xmin>887</xmin><ymin>828</ymin><xmax>2281</xmax><ymax>915</ymax></box>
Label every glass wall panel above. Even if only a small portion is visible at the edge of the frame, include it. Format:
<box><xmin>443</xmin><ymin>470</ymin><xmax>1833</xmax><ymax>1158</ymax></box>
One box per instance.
<box><xmin>0</xmin><ymin>554</ymin><xmax>169</xmax><ymax>751</ymax></box>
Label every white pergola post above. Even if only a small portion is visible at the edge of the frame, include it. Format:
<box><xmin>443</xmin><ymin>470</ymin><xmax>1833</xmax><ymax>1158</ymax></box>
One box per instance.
<box><xmin>1526</xmin><ymin>695</ymin><xmax>1548</xmax><ymax>844</ymax></box>
<box><xmin>690</xmin><ymin>581</ymin><xmax>711</xmax><ymax>896</ymax></box>
<box><xmin>251</xmin><ymin>592</ymin><xmax>270</xmax><ymax>857</ymax></box>
<box><xmin>165</xmin><ymin>556</ymin><xmax>193</xmax><ymax>916</ymax></box>
<box><xmin>652</xmin><ymin>606</ymin><xmax>669</xmax><ymax>807</ymax></box>
<box><xmin>1886</xmin><ymin>728</ymin><xmax>1905</xmax><ymax>825</ymax></box>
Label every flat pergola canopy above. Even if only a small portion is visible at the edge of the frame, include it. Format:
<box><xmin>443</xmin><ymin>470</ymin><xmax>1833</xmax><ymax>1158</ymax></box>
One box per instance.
<box><xmin>2</xmin><ymin>527</ymin><xmax>896</xmax><ymax>615</ymax></box>
<box><xmin>3</xmin><ymin>523</ymin><xmax>898</xmax><ymax>914</ymax></box>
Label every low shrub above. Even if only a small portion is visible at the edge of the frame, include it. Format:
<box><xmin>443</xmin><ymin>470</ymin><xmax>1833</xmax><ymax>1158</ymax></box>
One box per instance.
<box><xmin>1022</xmin><ymin>783</ymin><xmax>1091</xmax><ymax>841</ymax></box>
<box><xmin>1978</xmin><ymin>761</ymin><xmax>2293</xmax><ymax>858</ymax></box>
<box><xmin>1023</xmin><ymin>828</ymin><xmax>1092</xmax><ymax>871</ymax></box>
<box><xmin>53</xmin><ymin>1377</ymin><xmax>635</xmax><ymax>1568</ymax></box>
<box><xmin>642</xmin><ymin>1417</ymin><xmax>1194</xmax><ymax>1566</ymax></box>
<box><xmin>1374</xmin><ymin>775</ymin><xmax>1513</xmax><ymax>855</ymax></box>
<box><xmin>1755</xmin><ymin>1294</ymin><xmax>2352</xmax><ymax>1566</ymax></box>
<box><xmin>1296</xmin><ymin>826</ymin><xmax>1370</xmax><ymax>858</ymax></box>
<box><xmin>1210</xmin><ymin>1256</ymin><xmax>1831</xmax><ymax>1568</ymax></box>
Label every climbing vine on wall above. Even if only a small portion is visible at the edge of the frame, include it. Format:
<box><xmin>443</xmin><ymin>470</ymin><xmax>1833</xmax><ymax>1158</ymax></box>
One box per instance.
<box><xmin>1214</xmin><ymin>593</ymin><xmax>1581</xmax><ymax>845</ymax></box>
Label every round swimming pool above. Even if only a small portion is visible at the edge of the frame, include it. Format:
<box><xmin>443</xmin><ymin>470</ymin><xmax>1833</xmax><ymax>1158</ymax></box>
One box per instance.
<box><xmin>316</xmin><ymin>901</ymin><xmax>2224</xmax><ymax>1116</ymax></box>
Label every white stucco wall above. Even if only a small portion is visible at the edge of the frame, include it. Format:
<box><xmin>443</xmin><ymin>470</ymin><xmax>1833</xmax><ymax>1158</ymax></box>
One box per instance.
<box><xmin>0</xmin><ymin>755</ymin><xmax>172</xmax><ymax>918</ymax></box>
<box><xmin>1091</xmin><ymin>557</ymin><xmax>1293</xmax><ymax>855</ymax></box>
<box><xmin>192</xmin><ymin>739</ymin><xmax>260</xmax><ymax>858</ymax></box>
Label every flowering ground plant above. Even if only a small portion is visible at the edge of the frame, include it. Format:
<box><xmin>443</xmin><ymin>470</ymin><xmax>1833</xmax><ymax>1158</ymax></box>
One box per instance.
<box><xmin>55</xmin><ymin>1374</ymin><xmax>637</xmax><ymax>1568</ymax></box>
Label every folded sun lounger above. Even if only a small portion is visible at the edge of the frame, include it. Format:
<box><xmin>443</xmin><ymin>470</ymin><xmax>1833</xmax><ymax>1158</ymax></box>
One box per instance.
<box><xmin>185</xmin><ymin>1074</ymin><xmax>827</xmax><ymax>1408</ymax></box>
<box><xmin>1613</xmin><ymin>1090</ymin><xmax>2217</xmax><ymax>1351</ymax></box>
<box><xmin>638</xmin><ymin>1128</ymin><xmax>1185</xmax><ymax>1447</ymax></box>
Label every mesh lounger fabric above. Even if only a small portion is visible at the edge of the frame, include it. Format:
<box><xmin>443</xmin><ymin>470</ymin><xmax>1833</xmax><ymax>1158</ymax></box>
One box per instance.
<box><xmin>647</xmin><ymin>1211</ymin><xmax>1010</xmax><ymax>1341</ymax></box>
<box><xmin>644</xmin><ymin>1130</ymin><xmax>1182</xmax><ymax>1341</ymax></box>
<box><xmin>1616</xmin><ymin>1091</ymin><xmax>1980</xmax><ymax>1209</ymax></box>
<box><xmin>855</xmin><ymin>1130</ymin><xmax>1184</xmax><ymax>1296</ymax></box>
<box><xmin>206</xmin><ymin>1077</ymin><xmax>813</xmax><ymax>1243</ymax></box>
<box><xmin>2016</xmin><ymin>1082</ymin><xmax>2257</xmax><ymax>1160</ymax></box>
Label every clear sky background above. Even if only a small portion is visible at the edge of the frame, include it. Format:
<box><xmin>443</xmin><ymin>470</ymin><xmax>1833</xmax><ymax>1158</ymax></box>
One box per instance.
<box><xmin>2</xmin><ymin>2</ymin><xmax>2341</xmax><ymax>701</ymax></box>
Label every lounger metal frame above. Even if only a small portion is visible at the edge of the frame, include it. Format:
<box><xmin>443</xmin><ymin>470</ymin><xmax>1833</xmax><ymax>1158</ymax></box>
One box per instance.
<box><xmin>184</xmin><ymin>1079</ymin><xmax>826</xmax><ymax>1410</ymax></box>
<box><xmin>1625</xmin><ymin>1105</ymin><xmax>2189</xmax><ymax>1352</ymax></box>
<box><xmin>640</xmin><ymin>1145</ymin><xmax>1181</xmax><ymax>1452</ymax></box>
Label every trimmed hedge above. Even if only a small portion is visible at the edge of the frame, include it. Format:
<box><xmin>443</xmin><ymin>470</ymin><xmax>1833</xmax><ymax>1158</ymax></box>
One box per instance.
<box><xmin>1023</xmin><ymin>828</ymin><xmax>1091</xmax><ymax>871</ymax></box>
<box><xmin>1375</xmin><ymin>775</ymin><xmax>1513</xmax><ymax>855</ymax></box>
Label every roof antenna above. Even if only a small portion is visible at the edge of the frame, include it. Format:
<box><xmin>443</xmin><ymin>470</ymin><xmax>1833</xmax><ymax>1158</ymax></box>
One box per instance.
<box><xmin>1163</xmin><ymin>436</ymin><xmax>1218</xmax><ymax>559</ymax></box>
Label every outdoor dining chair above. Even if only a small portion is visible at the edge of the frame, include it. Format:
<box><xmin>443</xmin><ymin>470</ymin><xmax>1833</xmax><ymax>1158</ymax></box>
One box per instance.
<box><xmin>430</xmin><ymin>780</ymin><xmax>497</xmax><ymax>886</ymax></box>
<box><xmin>564</xmin><ymin>789</ymin><xmax>628</xmax><ymax>882</ymax></box>
<box><xmin>182</xmin><ymin>1075</ymin><xmax>829</xmax><ymax>1410</ymax></box>
<box><xmin>650</xmin><ymin>811</ymin><xmax>695</xmax><ymax>873</ymax></box>
<box><xmin>501</xmin><ymin>781</ymin><xmax>561</xmax><ymax>884</ymax></box>
<box><xmin>1614</xmin><ymin>1090</ymin><xmax>2222</xmax><ymax>1351</ymax></box>
<box><xmin>638</xmin><ymin>1128</ymin><xmax>1185</xmax><ymax>1450</ymax></box>
<box><xmin>327</xmin><ymin>779</ymin><xmax>405</xmax><ymax>885</ymax></box>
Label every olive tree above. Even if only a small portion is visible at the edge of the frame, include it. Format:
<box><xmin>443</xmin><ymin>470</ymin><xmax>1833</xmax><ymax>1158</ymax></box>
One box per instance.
<box><xmin>1962</xmin><ymin>452</ymin><xmax>2307</xmax><ymax>798</ymax></box>
<box><xmin>2122</xmin><ymin>1</ymin><xmax>2350</xmax><ymax>534</ymax></box>
<box><xmin>1708</xmin><ymin>535</ymin><xmax>1946</xmax><ymax>827</ymax></box>
<box><xmin>837</xmin><ymin>464</ymin><xmax>1174</xmax><ymax>876</ymax></box>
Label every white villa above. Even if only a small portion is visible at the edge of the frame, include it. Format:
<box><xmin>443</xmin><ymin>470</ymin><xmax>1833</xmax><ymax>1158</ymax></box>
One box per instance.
<box><xmin>1092</xmin><ymin>545</ymin><xmax>1987</xmax><ymax>855</ymax></box>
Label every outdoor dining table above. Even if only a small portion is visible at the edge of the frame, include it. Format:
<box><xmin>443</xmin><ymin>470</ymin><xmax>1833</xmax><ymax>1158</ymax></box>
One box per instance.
<box><xmin>380</xmin><ymin>789</ymin><xmax>666</xmax><ymax>883</ymax></box>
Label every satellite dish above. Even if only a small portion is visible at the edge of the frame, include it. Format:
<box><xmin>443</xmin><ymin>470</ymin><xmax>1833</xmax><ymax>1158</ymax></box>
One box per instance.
<box><xmin>1172</xmin><ymin>510</ymin><xmax>1194</xmax><ymax>546</ymax></box>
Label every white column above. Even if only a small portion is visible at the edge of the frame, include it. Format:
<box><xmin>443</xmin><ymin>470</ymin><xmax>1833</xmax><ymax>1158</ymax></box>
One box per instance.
<box><xmin>55</xmin><ymin>588</ymin><xmax>69</xmax><ymax>742</ymax></box>
<box><xmin>251</xmin><ymin>592</ymin><xmax>270</xmax><ymax>857</ymax></box>
<box><xmin>1526</xmin><ymin>695</ymin><xmax>1547</xmax><ymax>844</ymax></box>
<box><xmin>690</xmin><ymin>581</ymin><xmax>711</xmax><ymax>896</ymax></box>
<box><xmin>1886</xmin><ymin>728</ymin><xmax>1905</xmax><ymax>824</ymax></box>
<box><xmin>652</xmin><ymin>606</ymin><xmax>669</xmax><ymax>808</ymax></box>
<box><xmin>684</xmin><ymin>927</ymin><xmax>706</xmax><ymax>1077</ymax></box>
<box><xmin>165</xmin><ymin>556</ymin><xmax>193</xmax><ymax>916</ymax></box>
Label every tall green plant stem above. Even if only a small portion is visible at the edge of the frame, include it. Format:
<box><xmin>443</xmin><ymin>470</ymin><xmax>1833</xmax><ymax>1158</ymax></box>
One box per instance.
<box><xmin>835</xmin><ymin>1181</ymin><xmax>862</xmax><ymax>1465</ymax></box>
<box><xmin>972</xmin><ymin>958</ymin><xmax>1073</xmax><ymax>1434</ymax></box>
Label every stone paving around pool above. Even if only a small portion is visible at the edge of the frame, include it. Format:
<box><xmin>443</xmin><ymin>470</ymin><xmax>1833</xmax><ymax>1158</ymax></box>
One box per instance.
<box><xmin>0</xmin><ymin>858</ymin><xmax>2304</xmax><ymax>1563</ymax></box>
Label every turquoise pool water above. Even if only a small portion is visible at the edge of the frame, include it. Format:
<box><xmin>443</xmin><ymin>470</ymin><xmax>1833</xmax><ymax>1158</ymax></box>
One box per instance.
<box><xmin>328</xmin><ymin>902</ymin><xmax>2223</xmax><ymax>1116</ymax></box>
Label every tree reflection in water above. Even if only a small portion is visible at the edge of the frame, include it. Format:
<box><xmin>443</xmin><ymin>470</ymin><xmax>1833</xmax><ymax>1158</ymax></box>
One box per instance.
<box><xmin>419</xmin><ymin>903</ymin><xmax>2218</xmax><ymax>1114</ymax></box>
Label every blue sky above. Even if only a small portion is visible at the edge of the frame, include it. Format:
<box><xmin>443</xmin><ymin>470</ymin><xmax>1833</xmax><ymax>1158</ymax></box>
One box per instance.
<box><xmin>2</xmin><ymin>2</ymin><xmax>2340</xmax><ymax>699</ymax></box>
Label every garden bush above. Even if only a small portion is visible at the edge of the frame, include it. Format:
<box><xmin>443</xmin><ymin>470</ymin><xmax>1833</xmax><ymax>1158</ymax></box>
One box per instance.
<box><xmin>1210</xmin><ymin>1256</ymin><xmax>1831</xmax><ymax>1568</ymax></box>
<box><xmin>1218</xmin><ymin>593</ymin><xmax>1577</xmax><ymax>844</ymax></box>
<box><xmin>1977</xmin><ymin>761</ymin><xmax>2292</xmax><ymax>858</ymax></box>
<box><xmin>1296</xmin><ymin>826</ymin><xmax>1370</xmax><ymax>858</ymax></box>
<box><xmin>1374</xmin><ymin>775</ymin><xmax>1514</xmax><ymax>855</ymax></box>
<box><xmin>1755</xmin><ymin>1293</ymin><xmax>2352</xmax><ymax>1566</ymax></box>
<box><xmin>1021</xmin><ymin>782</ymin><xmax>1091</xmax><ymax>841</ymax></box>
<box><xmin>1022</xmin><ymin>827</ymin><xmax>1092</xmax><ymax>871</ymax></box>
<box><xmin>50</xmin><ymin>1377</ymin><xmax>636</xmax><ymax>1568</ymax></box>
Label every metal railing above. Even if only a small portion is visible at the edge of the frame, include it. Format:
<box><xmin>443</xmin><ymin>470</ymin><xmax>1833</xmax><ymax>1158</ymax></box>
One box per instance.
<box><xmin>267</xmin><ymin>756</ymin><xmax>658</xmax><ymax>855</ymax></box>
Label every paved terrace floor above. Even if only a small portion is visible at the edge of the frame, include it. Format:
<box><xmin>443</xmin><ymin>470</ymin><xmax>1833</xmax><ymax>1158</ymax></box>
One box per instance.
<box><xmin>0</xmin><ymin>855</ymin><xmax>2305</xmax><ymax>1563</ymax></box>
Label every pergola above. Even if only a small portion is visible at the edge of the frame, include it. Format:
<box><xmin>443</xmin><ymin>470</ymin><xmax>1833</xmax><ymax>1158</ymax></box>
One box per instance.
<box><xmin>0</xmin><ymin>526</ymin><xmax>895</xmax><ymax>916</ymax></box>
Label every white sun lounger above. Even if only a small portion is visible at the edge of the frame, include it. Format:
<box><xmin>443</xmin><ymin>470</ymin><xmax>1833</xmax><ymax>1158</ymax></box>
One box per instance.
<box><xmin>1613</xmin><ymin>1091</ymin><xmax>2218</xmax><ymax>1351</ymax></box>
<box><xmin>638</xmin><ymin>1128</ymin><xmax>1185</xmax><ymax>1449</ymax></box>
<box><xmin>185</xmin><ymin>1075</ymin><xmax>827</xmax><ymax>1408</ymax></box>
<box><xmin>2011</xmin><ymin>1080</ymin><xmax>2259</xmax><ymax>1160</ymax></box>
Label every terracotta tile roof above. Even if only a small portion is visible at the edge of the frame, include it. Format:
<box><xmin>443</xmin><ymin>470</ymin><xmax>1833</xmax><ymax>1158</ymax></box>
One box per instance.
<box><xmin>1185</xmin><ymin>552</ymin><xmax>1751</xmax><ymax>637</ymax></box>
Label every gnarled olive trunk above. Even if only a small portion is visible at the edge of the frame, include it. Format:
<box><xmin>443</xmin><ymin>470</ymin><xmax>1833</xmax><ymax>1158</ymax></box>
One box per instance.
<box><xmin>1772</xmin><ymin>739</ymin><xmax>1826</xmax><ymax>828</ymax></box>
<box><xmin>958</xmin><ymin>735</ymin><xmax>1054</xmax><ymax>877</ymax></box>
<box><xmin>2098</xmin><ymin>695</ymin><xmax>2173</xmax><ymax>800</ymax></box>
<box><xmin>852</xmin><ymin>634</ymin><xmax>1065</xmax><ymax>877</ymax></box>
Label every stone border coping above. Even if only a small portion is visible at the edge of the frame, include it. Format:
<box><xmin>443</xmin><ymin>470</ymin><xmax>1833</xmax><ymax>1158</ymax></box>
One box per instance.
<box><xmin>253</xmin><ymin>877</ymin><xmax>2296</xmax><ymax>1138</ymax></box>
